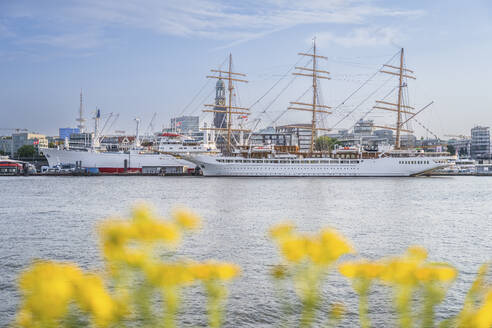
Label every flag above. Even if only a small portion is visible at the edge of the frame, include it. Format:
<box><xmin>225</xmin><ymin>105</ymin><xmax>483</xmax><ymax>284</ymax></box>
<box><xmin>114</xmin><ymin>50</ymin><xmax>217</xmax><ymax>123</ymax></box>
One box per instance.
<box><xmin>33</xmin><ymin>139</ymin><xmax>39</xmax><ymax>145</ymax></box>
<box><xmin>176</xmin><ymin>121</ymin><xmax>182</xmax><ymax>126</ymax></box>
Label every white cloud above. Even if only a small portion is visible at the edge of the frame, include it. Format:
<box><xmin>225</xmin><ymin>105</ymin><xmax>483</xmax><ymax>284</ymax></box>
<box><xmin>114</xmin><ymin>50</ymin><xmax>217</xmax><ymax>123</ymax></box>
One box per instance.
<box><xmin>2</xmin><ymin>0</ymin><xmax>424</xmax><ymax>50</ymax></box>
<box><xmin>316</xmin><ymin>26</ymin><xmax>400</xmax><ymax>47</ymax></box>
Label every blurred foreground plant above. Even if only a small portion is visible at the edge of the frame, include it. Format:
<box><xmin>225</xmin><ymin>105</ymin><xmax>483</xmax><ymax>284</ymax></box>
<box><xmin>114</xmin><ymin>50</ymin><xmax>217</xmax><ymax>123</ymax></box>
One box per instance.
<box><xmin>14</xmin><ymin>209</ymin><xmax>492</xmax><ymax>328</ymax></box>
<box><xmin>15</xmin><ymin>204</ymin><xmax>239</xmax><ymax>328</ymax></box>
<box><xmin>269</xmin><ymin>223</ymin><xmax>353</xmax><ymax>328</ymax></box>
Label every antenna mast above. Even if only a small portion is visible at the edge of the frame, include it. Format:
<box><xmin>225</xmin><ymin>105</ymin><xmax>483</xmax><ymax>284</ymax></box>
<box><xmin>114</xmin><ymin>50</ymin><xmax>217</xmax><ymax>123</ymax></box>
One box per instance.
<box><xmin>203</xmin><ymin>54</ymin><xmax>250</xmax><ymax>154</ymax></box>
<box><xmin>76</xmin><ymin>89</ymin><xmax>86</xmax><ymax>133</ymax></box>
<box><xmin>287</xmin><ymin>38</ymin><xmax>332</xmax><ymax>154</ymax></box>
<box><xmin>373</xmin><ymin>48</ymin><xmax>416</xmax><ymax>149</ymax></box>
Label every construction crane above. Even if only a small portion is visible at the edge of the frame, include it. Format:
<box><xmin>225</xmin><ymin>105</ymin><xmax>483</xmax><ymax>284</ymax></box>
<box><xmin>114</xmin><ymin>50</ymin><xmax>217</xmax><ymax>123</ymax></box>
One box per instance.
<box><xmin>444</xmin><ymin>134</ymin><xmax>470</xmax><ymax>139</ymax></box>
<box><xmin>144</xmin><ymin>113</ymin><xmax>157</xmax><ymax>137</ymax></box>
<box><xmin>0</xmin><ymin>128</ymin><xmax>28</xmax><ymax>133</ymax></box>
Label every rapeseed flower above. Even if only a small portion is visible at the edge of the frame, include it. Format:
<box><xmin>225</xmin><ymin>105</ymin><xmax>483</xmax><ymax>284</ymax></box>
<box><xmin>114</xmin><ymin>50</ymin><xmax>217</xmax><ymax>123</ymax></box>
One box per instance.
<box><xmin>74</xmin><ymin>273</ymin><xmax>121</xmax><ymax>327</ymax></box>
<box><xmin>472</xmin><ymin>290</ymin><xmax>492</xmax><ymax>328</ymax></box>
<box><xmin>269</xmin><ymin>222</ymin><xmax>295</xmax><ymax>240</ymax></box>
<box><xmin>311</xmin><ymin>229</ymin><xmax>353</xmax><ymax>265</ymax></box>
<box><xmin>339</xmin><ymin>261</ymin><xmax>385</xmax><ymax>280</ymax></box>
<box><xmin>280</xmin><ymin>236</ymin><xmax>308</xmax><ymax>263</ymax></box>
<box><xmin>191</xmin><ymin>261</ymin><xmax>240</xmax><ymax>281</ymax></box>
<box><xmin>172</xmin><ymin>207</ymin><xmax>201</xmax><ymax>230</ymax></box>
<box><xmin>415</xmin><ymin>263</ymin><xmax>457</xmax><ymax>282</ymax></box>
<box><xmin>130</xmin><ymin>209</ymin><xmax>180</xmax><ymax>244</ymax></box>
<box><xmin>145</xmin><ymin>262</ymin><xmax>195</xmax><ymax>287</ymax></box>
<box><xmin>17</xmin><ymin>261</ymin><xmax>83</xmax><ymax>325</ymax></box>
<box><xmin>457</xmin><ymin>264</ymin><xmax>492</xmax><ymax>328</ymax></box>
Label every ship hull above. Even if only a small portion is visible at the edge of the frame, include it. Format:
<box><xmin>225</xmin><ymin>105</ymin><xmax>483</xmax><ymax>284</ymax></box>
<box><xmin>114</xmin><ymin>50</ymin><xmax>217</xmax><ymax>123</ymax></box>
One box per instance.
<box><xmin>186</xmin><ymin>155</ymin><xmax>450</xmax><ymax>177</ymax></box>
<box><xmin>41</xmin><ymin>148</ymin><xmax>193</xmax><ymax>173</ymax></box>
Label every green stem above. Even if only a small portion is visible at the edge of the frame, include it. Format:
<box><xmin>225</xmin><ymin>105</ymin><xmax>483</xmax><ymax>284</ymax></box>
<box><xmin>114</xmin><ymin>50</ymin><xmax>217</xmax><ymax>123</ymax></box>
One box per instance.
<box><xmin>162</xmin><ymin>287</ymin><xmax>179</xmax><ymax>328</ymax></box>
<box><xmin>206</xmin><ymin>281</ymin><xmax>225</xmax><ymax>328</ymax></box>
<box><xmin>355</xmin><ymin>279</ymin><xmax>371</xmax><ymax>328</ymax></box>
<box><xmin>396</xmin><ymin>287</ymin><xmax>413</xmax><ymax>328</ymax></box>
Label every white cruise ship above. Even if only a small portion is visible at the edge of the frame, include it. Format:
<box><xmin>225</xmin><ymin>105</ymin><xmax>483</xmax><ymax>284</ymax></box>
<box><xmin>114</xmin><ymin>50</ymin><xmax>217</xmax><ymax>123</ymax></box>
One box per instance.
<box><xmin>186</xmin><ymin>150</ymin><xmax>451</xmax><ymax>177</ymax></box>
<box><xmin>189</xmin><ymin>44</ymin><xmax>452</xmax><ymax>177</ymax></box>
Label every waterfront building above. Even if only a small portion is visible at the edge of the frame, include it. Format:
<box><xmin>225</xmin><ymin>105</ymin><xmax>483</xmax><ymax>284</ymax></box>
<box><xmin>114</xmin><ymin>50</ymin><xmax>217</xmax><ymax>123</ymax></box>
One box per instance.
<box><xmin>0</xmin><ymin>136</ymin><xmax>12</xmax><ymax>155</ymax></box>
<box><xmin>416</xmin><ymin>138</ymin><xmax>443</xmax><ymax>152</ymax></box>
<box><xmin>276</xmin><ymin>124</ymin><xmax>312</xmax><ymax>151</ymax></box>
<box><xmin>354</xmin><ymin>119</ymin><xmax>374</xmax><ymax>136</ymax></box>
<box><xmin>471</xmin><ymin>126</ymin><xmax>490</xmax><ymax>159</ymax></box>
<box><xmin>68</xmin><ymin>132</ymin><xmax>93</xmax><ymax>150</ymax></box>
<box><xmin>373</xmin><ymin>129</ymin><xmax>394</xmax><ymax>144</ymax></box>
<box><xmin>116</xmin><ymin>136</ymin><xmax>136</xmax><ymax>151</ymax></box>
<box><xmin>59</xmin><ymin>127</ymin><xmax>80</xmax><ymax>140</ymax></box>
<box><xmin>46</xmin><ymin>136</ymin><xmax>63</xmax><ymax>146</ymax></box>
<box><xmin>170</xmin><ymin>116</ymin><xmax>200</xmax><ymax>135</ymax></box>
<box><xmin>399</xmin><ymin>134</ymin><xmax>417</xmax><ymax>148</ymax></box>
<box><xmin>447</xmin><ymin>138</ymin><xmax>471</xmax><ymax>157</ymax></box>
<box><xmin>250</xmin><ymin>126</ymin><xmax>293</xmax><ymax>146</ymax></box>
<box><xmin>12</xmin><ymin>132</ymin><xmax>48</xmax><ymax>155</ymax></box>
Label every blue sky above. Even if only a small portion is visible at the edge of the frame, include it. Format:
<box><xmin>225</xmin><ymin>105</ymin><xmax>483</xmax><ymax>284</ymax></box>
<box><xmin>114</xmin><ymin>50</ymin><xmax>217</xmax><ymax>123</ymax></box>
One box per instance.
<box><xmin>1</xmin><ymin>0</ymin><xmax>491</xmax><ymax>137</ymax></box>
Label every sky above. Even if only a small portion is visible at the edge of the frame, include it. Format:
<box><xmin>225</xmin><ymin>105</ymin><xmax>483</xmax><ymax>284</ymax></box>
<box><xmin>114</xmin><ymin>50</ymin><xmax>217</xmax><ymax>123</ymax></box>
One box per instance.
<box><xmin>1</xmin><ymin>0</ymin><xmax>491</xmax><ymax>138</ymax></box>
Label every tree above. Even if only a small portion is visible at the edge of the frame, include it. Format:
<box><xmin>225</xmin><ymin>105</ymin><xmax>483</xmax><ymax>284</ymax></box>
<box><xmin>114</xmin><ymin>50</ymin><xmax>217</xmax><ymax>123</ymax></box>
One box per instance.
<box><xmin>446</xmin><ymin>144</ymin><xmax>456</xmax><ymax>155</ymax></box>
<box><xmin>17</xmin><ymin>145</ymin><xmax>36</xmax><ymax>158</ymax></box>
<box><xmin>459</xmin><ymin>148</ymin><xmax>468</xmax><ymax>157</ymax></box>
<box><xmin>48</xmin><ymin>142</ymin><xmax>56</xmax><ymax>148</ymax></box>
<box><xmin>314</xmin><ymin>136</ymin><xmax>339</xmax><ymax>152</ymax></box>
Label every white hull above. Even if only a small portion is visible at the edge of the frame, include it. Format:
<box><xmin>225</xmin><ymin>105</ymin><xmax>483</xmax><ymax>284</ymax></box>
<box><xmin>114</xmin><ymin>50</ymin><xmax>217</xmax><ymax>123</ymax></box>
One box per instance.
<box><xmin>186</xmin><ymin>154</ymin><xmax>451</xmax><ymax>177</ymax></box>
<box><xmin>41</xmin><ymin>148</ymin><xmax>193</xmax><ymax>172</ymax></box>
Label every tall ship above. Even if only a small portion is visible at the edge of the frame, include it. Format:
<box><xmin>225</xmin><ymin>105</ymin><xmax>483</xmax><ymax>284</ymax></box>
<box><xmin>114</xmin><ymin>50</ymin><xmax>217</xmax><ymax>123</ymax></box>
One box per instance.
<box><xmin>186</xmin><ymin>42</ymin><xmax>453</xmax><ymax>176</ymax></box>
<box><xmin>42</xmin><ymin>98</ymin><xmax>217</xmax><ymax>173</ymax></box>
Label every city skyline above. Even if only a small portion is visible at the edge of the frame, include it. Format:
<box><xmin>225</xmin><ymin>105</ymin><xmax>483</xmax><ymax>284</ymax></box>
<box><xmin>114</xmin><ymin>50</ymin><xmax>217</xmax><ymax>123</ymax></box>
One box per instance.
<box><xmin>1</xmin><ymin>0</ymin><xmax>491</xmax><ymax>137</ymax></box>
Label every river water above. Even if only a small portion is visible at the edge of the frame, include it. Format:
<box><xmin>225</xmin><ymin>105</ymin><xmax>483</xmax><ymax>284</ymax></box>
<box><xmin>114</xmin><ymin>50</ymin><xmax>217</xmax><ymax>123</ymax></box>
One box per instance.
<box><xmin>1</xmin><ymin>176</ymin><xmax>491</xmax><ymax>327</ymax></box>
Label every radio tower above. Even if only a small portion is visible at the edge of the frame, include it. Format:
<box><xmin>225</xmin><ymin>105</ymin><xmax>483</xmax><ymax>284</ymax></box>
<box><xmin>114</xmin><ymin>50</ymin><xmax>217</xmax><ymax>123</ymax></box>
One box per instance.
<box><xmin>76</xmin><ymin>89</ymin><xmax>86</xmax><ymax>133</ymax></box>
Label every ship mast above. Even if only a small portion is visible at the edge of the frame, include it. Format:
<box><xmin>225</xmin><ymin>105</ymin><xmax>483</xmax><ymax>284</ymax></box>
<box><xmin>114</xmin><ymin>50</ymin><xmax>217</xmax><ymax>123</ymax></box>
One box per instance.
<box><xmin>287</xmin><ymin>38</ymin><xmax>332</xmax><ymax>154</ymax></box>
<box><xmin>203</xmin><ymin>54</ymin><xmax>250</xmax><ymax>154</ymax></box>
<box><xmin>373</xmin><ymin>48</ymin><xmax>416</xmax><ymax>149</ymax></box>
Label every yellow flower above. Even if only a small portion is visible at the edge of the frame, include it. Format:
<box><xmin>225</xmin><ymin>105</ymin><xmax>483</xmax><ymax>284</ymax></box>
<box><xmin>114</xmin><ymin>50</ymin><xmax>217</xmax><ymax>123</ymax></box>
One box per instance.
<box><xmin>379</xmin><ymin>258</ymin><xmax>419</xmax><ymax>286</ymax></box>
<box><xmin>310</xmin><ymin>229</ymin><xmax>353</xmax><ymax>265</ymax></box>
<box><xmin>415</xmin><ymin>264</ymin><xmax>457</xmax><ymax>283</ymax></box>
<box><xmin>190</xmin><ymin>262</ymin><xmax>240</xmax><ymax>281</ymax></box>
<box><xmin>406</xmin><ymin>246</ymin><xmax>428</xmax><ymax>263</ymax></box>
<box><xmin>280</xmin><ymin>236</ymin><xmax>307</xmax><ymax>263</ymax></box>
<box><xmin>339</xmin><ymin>261</ymin><xmax>385</xmax><ymax>280</ymax></box>
<box><xmin>18</xmin><ymin>261</ymin><xmax>83</xmax><ymax>323</ymax></box>
<box><xmin>269</xmin><ymin>223</ymin><xmax>295</xmax><ymax>240</ymax></box>
<box><xmin>99</xmin><ymin>219</ymin><xmax>132</xmax><ymax>248</ymax></box>
<box><xmin>145</xmin><ymin>262</ymin><xmax>195</xmax><ymax>287</ymax></box>
<box><xmin>473</xmin><ymin>290</ymin><xmax>492</xmax><ymax>328</ymax></box>
<box><xmin>75</xmin><ymin>273</ymin><xmax>119</xmax><ymax>327</ymax></box>
<box><xmin>172</xmin><ymin>207</ymin><xmax>201</xmax><ymax>230</ymax></box>
<box><xmin>215</xmin><ymin>263</ymin><xmax>240</xmax><ymax>280</ymax></box>
<box><xmin>130</xmin><ymin>214</ymin><xmax>180</xmax><ymax>244</ymax></box>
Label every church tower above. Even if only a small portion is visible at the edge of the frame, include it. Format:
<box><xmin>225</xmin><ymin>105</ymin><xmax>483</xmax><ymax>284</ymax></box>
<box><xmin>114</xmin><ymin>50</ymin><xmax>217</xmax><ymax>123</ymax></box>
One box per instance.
<box><xmin>213</xmin><ymin>79</ymin><xmax>226</xmax><ymax>129</ymax></box>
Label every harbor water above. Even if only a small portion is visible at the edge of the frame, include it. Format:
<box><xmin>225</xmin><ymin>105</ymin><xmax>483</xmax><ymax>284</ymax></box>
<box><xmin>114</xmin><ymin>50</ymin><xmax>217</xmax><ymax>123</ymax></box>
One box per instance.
<box><xmin>1</xmin><ymin>176</ymin><xmax>491</xmax><ymax>326</ymax></box>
